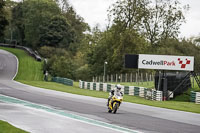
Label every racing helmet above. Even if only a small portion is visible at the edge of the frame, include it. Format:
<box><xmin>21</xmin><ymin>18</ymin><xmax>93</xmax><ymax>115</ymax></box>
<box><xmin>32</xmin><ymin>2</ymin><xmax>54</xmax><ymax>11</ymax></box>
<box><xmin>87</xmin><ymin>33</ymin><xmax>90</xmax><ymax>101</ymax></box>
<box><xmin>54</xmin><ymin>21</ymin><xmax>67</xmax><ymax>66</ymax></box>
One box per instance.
<box><xmin>116</xmin><ymin>84</ymin><xmax>122</xmax><ymax>90</ymax></box>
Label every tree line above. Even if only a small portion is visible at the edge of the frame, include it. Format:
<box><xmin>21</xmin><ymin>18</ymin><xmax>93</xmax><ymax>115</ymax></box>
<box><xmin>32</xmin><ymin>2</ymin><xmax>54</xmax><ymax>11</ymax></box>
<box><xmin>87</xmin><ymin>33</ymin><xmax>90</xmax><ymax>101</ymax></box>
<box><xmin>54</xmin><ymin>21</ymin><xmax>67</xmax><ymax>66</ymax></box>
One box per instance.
<box><xmin>0</xmin><ymin>0</ymin><xmax>200</xmax><ymax>81</ymax></box>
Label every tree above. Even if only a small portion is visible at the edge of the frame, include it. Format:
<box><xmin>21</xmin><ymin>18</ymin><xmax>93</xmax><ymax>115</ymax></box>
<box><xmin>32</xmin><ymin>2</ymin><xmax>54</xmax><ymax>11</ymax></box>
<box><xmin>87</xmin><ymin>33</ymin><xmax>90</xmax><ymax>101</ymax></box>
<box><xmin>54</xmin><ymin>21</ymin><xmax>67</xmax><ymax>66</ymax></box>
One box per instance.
<box><xmin>0</xmin><ymin>0</ymin><xmax>8</xmax><ymax>38</ymax></box>
<box><xmin>86</xmin><ymin>25</ymin><xmax>148</xmax><ymax>76</ymax></box>
<box><xmin>63</xmin><ymin>6</ymin><xmax>89</xmax><ymax>53</ymax></box>
<box><xmin>108</xmin><ymin>0</ymin><xmax>149</xmax><ymax>30</ymax></box>
<box><xmin>39</xmin><ymin>16</ymin><xmax>73</xmax><ymax>47</ymax></box>
<box><xmin>12</xmin><ymin>0</ymin><xmax>61</xmax><ymax>47</ymax></box>
<box><xmin>142</xmin><ymin>0</ymin><xmax>189</xmax><ymax>46</ymax></box>
<box><xmin>12</xmin><ymin>2</ymin><xmax>25</xmax><ymax>44</ymax></box>
<box><xmin>109</xmin><ymin>0</ymin><xmax>188</xmax><ymax>47</ymax></box>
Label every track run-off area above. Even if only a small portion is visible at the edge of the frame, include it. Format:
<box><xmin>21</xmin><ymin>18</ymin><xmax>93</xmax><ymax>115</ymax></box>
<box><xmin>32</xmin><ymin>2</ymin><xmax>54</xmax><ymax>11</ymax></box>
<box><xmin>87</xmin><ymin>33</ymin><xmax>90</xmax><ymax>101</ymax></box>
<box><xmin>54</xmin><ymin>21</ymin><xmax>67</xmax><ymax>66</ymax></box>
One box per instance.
<box><xmin>0</xmin><ymin>49</ymin><xmax>200</xmax><ymax>133</ymax></box>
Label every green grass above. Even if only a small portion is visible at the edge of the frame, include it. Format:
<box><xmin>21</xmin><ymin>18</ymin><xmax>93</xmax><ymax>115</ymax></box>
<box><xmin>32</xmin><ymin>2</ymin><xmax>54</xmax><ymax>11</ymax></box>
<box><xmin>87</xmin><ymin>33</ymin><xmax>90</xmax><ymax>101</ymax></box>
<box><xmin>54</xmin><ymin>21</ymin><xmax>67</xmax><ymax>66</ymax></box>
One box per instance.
<box><xmin>1</xmin><ymin>47</ymin><xmax>200</xmax><ymax>114</ymax></box>
<box><xmin>0</xmin><ymin>120</ymin><xmax>28</xmax><ymax>133</ymax></box>
<box><xmin>0</xmin><ymin>47</ymin><xmax>43</xmax><ymax>81</ymax></box>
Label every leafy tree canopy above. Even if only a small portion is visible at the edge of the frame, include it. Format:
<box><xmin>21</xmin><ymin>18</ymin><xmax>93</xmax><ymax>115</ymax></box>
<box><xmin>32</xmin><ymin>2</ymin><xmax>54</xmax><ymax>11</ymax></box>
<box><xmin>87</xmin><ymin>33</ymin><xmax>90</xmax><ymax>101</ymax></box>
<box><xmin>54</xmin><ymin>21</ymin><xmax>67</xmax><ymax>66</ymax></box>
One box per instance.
<box><xmin>0</xmin><ymin>0</ymin><xmax>8</xmax><ymax>38</ymax></box>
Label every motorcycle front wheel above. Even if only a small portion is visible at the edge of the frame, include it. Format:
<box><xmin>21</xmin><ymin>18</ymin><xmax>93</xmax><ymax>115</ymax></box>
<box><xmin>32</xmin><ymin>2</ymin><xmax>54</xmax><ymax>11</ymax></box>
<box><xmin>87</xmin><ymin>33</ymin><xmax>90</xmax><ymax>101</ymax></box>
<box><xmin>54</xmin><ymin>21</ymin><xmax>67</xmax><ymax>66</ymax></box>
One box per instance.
<box><xmin>113</xmin><ymin>103</ymin><xmax>118</xmax><ymax>114</ymax></box>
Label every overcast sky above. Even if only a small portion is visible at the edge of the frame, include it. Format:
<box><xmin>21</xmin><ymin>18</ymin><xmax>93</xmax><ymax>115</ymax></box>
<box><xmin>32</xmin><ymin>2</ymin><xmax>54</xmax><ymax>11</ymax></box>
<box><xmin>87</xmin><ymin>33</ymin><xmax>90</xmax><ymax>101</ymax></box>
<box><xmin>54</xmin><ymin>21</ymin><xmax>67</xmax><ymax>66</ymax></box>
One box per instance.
<box><xmin>68</xmin><ymin>0</ymin><xmax>200</xmax><ymax>38</ymax></box>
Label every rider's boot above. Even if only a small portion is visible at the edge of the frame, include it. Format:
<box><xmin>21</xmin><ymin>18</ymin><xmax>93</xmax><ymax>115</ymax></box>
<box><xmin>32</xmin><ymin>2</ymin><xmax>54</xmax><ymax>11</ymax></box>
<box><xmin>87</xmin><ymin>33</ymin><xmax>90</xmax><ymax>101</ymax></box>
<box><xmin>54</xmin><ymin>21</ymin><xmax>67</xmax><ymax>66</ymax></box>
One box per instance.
<box><xmin>107</xmin><ymin>99</ymin><xmax>110</xmax><ymax>106</ymax></box>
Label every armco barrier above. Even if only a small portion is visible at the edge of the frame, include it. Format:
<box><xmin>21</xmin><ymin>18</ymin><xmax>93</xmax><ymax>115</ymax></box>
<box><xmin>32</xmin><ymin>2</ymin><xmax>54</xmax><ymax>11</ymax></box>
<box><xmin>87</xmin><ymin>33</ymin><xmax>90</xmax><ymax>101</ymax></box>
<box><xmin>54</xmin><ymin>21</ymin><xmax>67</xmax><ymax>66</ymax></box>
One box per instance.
<box><xmin>93</xmin><ymin>83</ymin><xmax>96</xmax><ymax>90</ymax></box>
<box><xmin>87</xmin><ymin>82</ymin><xmax>90</xmax><ymax>89</ymax></box>
<box><xmin>134</xmin><ymin>87</ymin><xmax>140</xmax><ymax>96</ymax></box>
<box><xmin>90</xmin><ymin>82</ymin><xmax>93</xmax><ymax>90</ymax></box>
<box><xmin>190</xmin><ymin>91</ymin><xmax>200</xmax><ymax>104</ymax></box>
<box><xmin>96</xmin><ymin>83</ymin><xmax>100</xmax><ymax>91</ymax></box>
<box><xmin>0</xmin><ymin>43</ymin><xmax>42</xmax><ymax>61</ymax></box>
<box><xmin>79</xmin><ymin>80</ymin><xmax>163</xmax><ymax>101</ymax></box>
<box><xmin>124</xmin><ymin>86</ymin><xmax>129</xmax><ymax>94</ymax></box>
<box><xmin>100</xmin><ymin>83</ymin><xmax>103</xmax><ymax>91</ymax></box>
<box><xmin>129</xmin><ymin>86</ymin><xmax>134</xmax><ymax>95</ymax></box>
<box><xmin>145</xmin><ymin>89</ymin><xmax>152</xmax><ymax>100</ymax></box>
<box><xmin>107</xmin><ymin>84</ymin><xmax>111</xmax><ymax>92</ymax></box>
<box><xmin>196</xmin><ymin>92</ymin><xmax>200</xmax><ymax>104</ymax></box>
<box><xmin>190</xmin><ymin>91</ymin><xmax>196</xmax><ymax>102</ymax></box>
<box><xmin>52</xmin><ymin>77</ymin><xmax>73</xmax><ymax>86</ymax></box>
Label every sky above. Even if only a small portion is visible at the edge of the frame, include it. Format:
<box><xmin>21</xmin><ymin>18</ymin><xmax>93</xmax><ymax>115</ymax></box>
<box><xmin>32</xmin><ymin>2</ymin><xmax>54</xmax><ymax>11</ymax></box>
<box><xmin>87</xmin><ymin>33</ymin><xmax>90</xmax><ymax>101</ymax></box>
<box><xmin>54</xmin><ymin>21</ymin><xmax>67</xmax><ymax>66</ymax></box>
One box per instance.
<box><xmin>68</xmin><ymin>0</ymin><xmax>200</xmax><ymax>38</ymax></box>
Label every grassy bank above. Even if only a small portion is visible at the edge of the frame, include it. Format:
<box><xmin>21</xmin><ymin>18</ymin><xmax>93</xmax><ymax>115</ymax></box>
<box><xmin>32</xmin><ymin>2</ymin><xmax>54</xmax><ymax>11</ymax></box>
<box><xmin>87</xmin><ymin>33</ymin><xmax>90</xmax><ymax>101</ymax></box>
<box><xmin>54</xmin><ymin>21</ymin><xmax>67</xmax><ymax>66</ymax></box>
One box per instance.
<box><xmin>0</xmin><ymin>120</ymin><xmax>28</xmax><ymax>133</ymax></box>
<box><xmin>0</xmin><ymin>47</ymin><xmax>43</xmax><ymax>81</ymax></box>
<box><xmin>1</xmin><ymin>47</ymin><xmax>200</xmax><ymax>114</ymax></box>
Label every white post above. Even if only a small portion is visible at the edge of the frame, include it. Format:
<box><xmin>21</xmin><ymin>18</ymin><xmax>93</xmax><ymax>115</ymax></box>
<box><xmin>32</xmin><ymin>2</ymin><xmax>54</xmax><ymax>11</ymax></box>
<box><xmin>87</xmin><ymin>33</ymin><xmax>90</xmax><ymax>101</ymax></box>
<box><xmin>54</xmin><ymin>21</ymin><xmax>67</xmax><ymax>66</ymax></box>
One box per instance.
<box><xmin>120</xmin><ymin>74</ymin><xmax>123</xmax><ymax>82</ymax></box>
<box><xmin>138</xmin><ymin>69</ymin><xmax>140</xmax><ymax>85</ymax></box>
<box><xmin>141</xmin><ymin>73</ymin><xmax>143</xmax><ymax>85</ymax></box>
<box><xmin>125</xmin><ymin>73</ymin><xmax>127</xmax><ymax>82</ymax></box>
<box><xmin>130</xmin><ymin>73</ymin><xmax>133</xmax><ymax>82</ymax></box>
<box><xmin>103</xmin><ymin>61</ymin><xmax>108</xmax><ymax>83</ymax></box>
<box><xmin>136</xmin><ymin>73</ymin><xmax>138</xmax><ymax>84</ymax></box>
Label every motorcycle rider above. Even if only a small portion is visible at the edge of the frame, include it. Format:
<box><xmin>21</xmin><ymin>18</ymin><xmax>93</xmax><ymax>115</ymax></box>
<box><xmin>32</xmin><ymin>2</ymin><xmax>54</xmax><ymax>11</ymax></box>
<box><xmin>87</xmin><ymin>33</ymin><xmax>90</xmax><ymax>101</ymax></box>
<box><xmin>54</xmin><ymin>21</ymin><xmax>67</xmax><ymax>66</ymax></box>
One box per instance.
<box><xmin>107</xmin><ymin>84</ymin><xmax>123</xmax><ymax>106</ymax></box>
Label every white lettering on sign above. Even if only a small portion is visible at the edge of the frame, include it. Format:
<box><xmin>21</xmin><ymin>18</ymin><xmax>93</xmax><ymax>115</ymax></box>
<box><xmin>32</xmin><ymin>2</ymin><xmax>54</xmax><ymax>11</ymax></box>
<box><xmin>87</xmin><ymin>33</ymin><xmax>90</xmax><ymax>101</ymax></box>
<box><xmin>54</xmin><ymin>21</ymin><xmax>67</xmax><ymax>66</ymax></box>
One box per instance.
<box><xmin>138</xmin><ymin>54</ymin><xmax>194</xmax><ymax>71</ymax></box>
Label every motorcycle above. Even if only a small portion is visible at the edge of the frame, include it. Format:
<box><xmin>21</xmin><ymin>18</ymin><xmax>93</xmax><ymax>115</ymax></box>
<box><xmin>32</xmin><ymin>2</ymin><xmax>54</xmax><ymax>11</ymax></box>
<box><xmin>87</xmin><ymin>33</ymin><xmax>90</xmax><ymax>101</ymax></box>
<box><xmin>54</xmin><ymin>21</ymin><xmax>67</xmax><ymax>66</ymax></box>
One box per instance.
<box><xmin>108</xmin><ymin>92</ymin><xmax>123</xmax><ymax>114</ymax></box>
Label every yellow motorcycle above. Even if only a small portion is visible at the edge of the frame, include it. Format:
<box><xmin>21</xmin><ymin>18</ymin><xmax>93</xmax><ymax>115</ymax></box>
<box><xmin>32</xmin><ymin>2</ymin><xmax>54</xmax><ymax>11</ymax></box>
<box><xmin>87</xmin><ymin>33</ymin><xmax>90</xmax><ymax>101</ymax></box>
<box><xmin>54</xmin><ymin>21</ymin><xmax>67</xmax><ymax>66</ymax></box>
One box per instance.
<box><xmin>108</xmin><ymin>92</ymin><xmax>123</xmax><ymax>114</ymax></box>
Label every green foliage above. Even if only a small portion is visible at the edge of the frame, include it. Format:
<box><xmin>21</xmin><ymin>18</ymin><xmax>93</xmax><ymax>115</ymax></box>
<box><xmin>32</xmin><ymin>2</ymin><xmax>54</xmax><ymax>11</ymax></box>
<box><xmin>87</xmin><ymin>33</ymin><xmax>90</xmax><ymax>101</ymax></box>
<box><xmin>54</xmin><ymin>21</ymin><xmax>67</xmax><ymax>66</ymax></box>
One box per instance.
<box><xmin>11</xmin><ymin>0</ymin><xmax>61</xmax><ymax>47</ymax></box>
<box><xmin>39</xmin><ymin>46</ymin><xmax>76</xmax><ymax>79</ymax></box>
<box><xmin>156</xmin><ymin>38</ymin><xmax>200</xmax><ymax>72</ymax></box>
<box><xmin>109</xmin><ymin>0</ymin><xmax>188</xmax><ymax>46</ymax></box>
<box><xmin>0</xmin><ymin>0</ymin><xmax>8</xmax><ymax>38</ymax></box>
<box><xmin>2</xmin><ymin>0</ymin><xmax>199</xmax><ymax>81</ymax></box>
<box><xmin>39</xmin><ymin>15</ymin><xmax>73</xmax><ymax>47</ymax></box>
<box><xmin>86</xmin><ymin>25</ymin><xmax>148</xmax><ymax>76</ymax></box>
<box><xmin>11</xmin><ymin>2</ymin><xmax>25</xmax><ymax>44</ymax></box>
<box><xmin>8</xmin><ymin>0</ymin><xmax>88</xmax><ymax>55</ymax></box>
<box><xmin>49</xmin><ymin>55</ymin><xmax>75</xmax><ymax>79</ymax></box>
<box><xmin>62</xmin><ymin>6</ymin><xmax>89</xmax><ymax>53</ymax></box>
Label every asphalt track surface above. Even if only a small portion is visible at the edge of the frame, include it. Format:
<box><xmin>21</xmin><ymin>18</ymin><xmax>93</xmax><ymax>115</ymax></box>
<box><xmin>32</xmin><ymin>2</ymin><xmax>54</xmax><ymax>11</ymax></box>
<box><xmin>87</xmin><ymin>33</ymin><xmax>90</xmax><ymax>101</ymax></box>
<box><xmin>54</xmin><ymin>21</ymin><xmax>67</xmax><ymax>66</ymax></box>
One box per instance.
<box><xmin>0</xmin><ymin>49</ymin><xmax>200</xmax><ymax>133</ymax></box>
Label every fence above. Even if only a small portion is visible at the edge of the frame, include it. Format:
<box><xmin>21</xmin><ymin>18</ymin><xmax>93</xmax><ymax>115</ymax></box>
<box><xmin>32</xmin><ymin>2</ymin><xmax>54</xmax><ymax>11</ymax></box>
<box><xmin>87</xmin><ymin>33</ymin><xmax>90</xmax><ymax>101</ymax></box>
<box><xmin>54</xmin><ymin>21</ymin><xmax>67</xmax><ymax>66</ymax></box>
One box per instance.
<box><xmin>93</xmin><ymin>73</ymin><xmax>155</xmax><ymax>83</ymax></box>
<box><xmin>190</xmin><ymin>91</ymin><xmax>200</xmax><ymax>104</ymax></box>
<box><xmin>79</xmin><ymin>80</ymin><xmax>163</xmax><ymax>101</ymax></box>
<box><xmin>52</xmin><ymin>77</ymin><xmax>73</xmax><ymax>86</ymax></box>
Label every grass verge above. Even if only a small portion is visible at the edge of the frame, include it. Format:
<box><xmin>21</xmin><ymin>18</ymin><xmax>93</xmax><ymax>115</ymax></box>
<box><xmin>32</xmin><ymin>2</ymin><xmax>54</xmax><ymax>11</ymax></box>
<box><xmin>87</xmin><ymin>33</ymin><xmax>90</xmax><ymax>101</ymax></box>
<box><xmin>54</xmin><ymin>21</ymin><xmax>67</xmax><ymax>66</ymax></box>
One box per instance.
<box><xmin>0</xmin><ymin>120</ymin><xmax>28</xmax><ymax>133</ymax></box>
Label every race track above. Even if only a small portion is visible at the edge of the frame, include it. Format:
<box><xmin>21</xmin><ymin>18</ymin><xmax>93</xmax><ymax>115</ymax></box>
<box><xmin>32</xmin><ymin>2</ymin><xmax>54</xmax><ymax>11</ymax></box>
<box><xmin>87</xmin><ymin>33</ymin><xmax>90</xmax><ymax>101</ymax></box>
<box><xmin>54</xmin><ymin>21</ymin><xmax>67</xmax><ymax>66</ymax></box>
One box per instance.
<box><xmin>0</xmin><ymin>49</ymin><xmax>200</xmax><ymax>133</ymax></box>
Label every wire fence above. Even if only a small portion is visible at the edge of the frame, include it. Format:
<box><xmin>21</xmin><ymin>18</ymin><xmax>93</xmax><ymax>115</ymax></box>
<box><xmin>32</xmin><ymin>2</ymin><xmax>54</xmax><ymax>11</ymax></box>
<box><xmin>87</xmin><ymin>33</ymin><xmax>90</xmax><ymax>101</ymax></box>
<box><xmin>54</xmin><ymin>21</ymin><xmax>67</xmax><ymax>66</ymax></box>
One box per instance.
<box><xmin>93</xmin><ymin>73</ymin><xmax>155</xmax><ymax>83</ymax></box>
<box><xmin>93</xmin><ymin>72</ymin><xmax>200</xmax><ymax>89</ymax></box>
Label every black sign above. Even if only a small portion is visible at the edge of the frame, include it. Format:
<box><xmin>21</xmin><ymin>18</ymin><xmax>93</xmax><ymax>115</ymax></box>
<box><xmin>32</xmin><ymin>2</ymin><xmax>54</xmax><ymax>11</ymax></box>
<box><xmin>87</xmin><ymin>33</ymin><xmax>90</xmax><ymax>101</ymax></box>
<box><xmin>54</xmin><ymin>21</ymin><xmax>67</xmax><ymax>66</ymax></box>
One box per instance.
<box><xmin>124</xmin><ymin>54</ymin><xmax>138</xmax><ymax>68</ymax></box>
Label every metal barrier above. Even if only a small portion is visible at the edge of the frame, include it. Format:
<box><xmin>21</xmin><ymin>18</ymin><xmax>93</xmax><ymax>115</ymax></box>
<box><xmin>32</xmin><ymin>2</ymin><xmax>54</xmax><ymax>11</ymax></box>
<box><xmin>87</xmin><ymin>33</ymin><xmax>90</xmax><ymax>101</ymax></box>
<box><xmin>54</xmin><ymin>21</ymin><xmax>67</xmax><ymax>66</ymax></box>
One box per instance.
<box><xmin>190</xmin><ymin>91</ymin><xmax>200</xmax><ymax>104</ymax></box>
<box><xmin>79</xmin><ymin>80</ymin><xmax>163</xmax><ymax>101</ymax></box>
<box><xmin>52</xmin><ymin>77</ymin><xmax>73</xmax><ymax>86</ymax></box>
<box><xmin>0</xmin><ymin>43</ymin><xmax>42</xmax><ymax>61</ymax></box>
